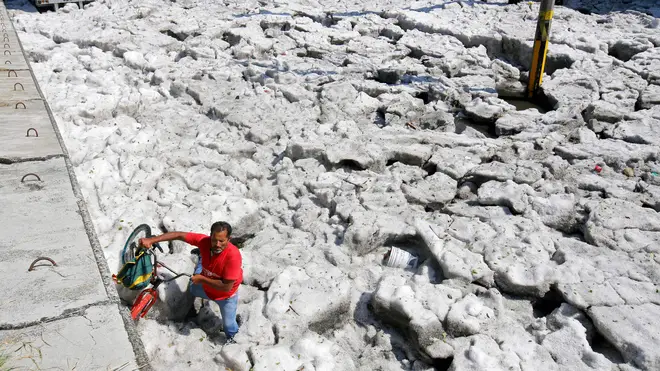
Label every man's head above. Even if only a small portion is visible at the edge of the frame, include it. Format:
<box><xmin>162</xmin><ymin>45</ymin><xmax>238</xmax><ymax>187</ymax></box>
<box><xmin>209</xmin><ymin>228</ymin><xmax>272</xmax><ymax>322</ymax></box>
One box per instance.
<box><xmin>210</xmin><ymin>221</ymin><xmax>232</xmax><ymax>253</ymax></box>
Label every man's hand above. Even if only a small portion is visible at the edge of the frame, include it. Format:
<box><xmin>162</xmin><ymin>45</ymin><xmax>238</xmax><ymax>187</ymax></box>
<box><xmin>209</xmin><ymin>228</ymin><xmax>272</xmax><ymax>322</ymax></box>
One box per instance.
<box><xmin>190</xmin><ymin>275</ymin><xmax>234</xmax><ymax>292</ymax></box>
<box><xmin>138</xmin><ymin>238</ymin><xmax>153</xmax><ymax>249</ymax></box>
<box><xmin>191</xmin><ymin>274</ymin><xmax>206</xmax><ymax>285</ymax></box>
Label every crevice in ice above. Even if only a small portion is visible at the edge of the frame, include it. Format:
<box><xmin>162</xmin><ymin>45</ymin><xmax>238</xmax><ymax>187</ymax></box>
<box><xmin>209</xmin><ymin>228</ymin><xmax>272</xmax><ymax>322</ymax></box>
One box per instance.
<box><xmin>641</xmin><ymin>203</ymin><xmax>659</xmax><ymax>212</ymax></box>
<box><xmin>205</xmin><ymin>107</ymin><xmax>226</xmax><ymax>121</ymax></box>
<box><xmin>254</xmin><ymin>283</ymin><xmax>268</xmax><ymax>292</ymax></box>
<box><xmin>385</xmin><ymin>158</ymin><xmax>400</xmax><ymax>167</ymax></box>
<box><xmin>231</xmin><ymin>233</ymin><xmax>255</xmax><ymax>249</ymax></box>
<box><xmin>421</xmin><ymin>159</ymin><xmax>437</xmax><ymax>177</ymax></box>
<box><xmin>454</xmin><ymin>116</ymin><xmax>495</xmax><ymax>138</ymax></box>
<box><xmin>500</xmin><ymin>92</ymin><xmax>554</xmax><ymax>113</ymax></box>
<box><xmin>634</xmin><ymin>94</ymin><xmax>645</xmax><ymax>112</ymax></box>
<box><xmin>301</xmin><ymin>48</ymin><xmax>325</xmax><ymax>60</ymax></box>
<box><xmin>415</xmin><ymin>91</ymin><xmax>431</xmax><ymax>105</ymax></box>
<box><xmin>335</xmin><ymin>159</ymin><xmax>367</xmax><ymax>172</ymax></box>
<box><xmin>432</xmin><ymin>356</ymin><xmax>454</xmax><ymax>371</ymax></box>
<box><xmin>424</xmin><ymin>205</ymin><xmax>436</xmax><ymax>213</ymax></box>
<box><xmin>589</xmin><ymin>327</ymin><xmax>625</xmax><ymax>364</ymax></box>
<box><xmin>159</xmin><ymin>29</ymin><xmax>189</xmax><ymax>42</ymax></box>
<box><xmin>222</xmin><ymin>31</ymin><xmax>242</xmax><ymax>46</ymax></box>
<box><xmin>386</xmin><ymin>153</ymin><xmax>429</xmax><ymax>168</ymax></box>
<box><xmin>272</xmin><ymin>323</ymin><xmax>280</xmax><ymax>344</ymax></box>
<box><xmin>246</xmin><ymin>347</ymin><xmax>256</xmax><ymax>368</ymax></box>
<box><xmin>374</xmin><ymin>107</ymin><xmax>387</xmax><ymax>127</ymax></box>
<box><xmin>531</xmin><ymin>286</ymin><xmax>564</xmax><ymax>318</ymax></box>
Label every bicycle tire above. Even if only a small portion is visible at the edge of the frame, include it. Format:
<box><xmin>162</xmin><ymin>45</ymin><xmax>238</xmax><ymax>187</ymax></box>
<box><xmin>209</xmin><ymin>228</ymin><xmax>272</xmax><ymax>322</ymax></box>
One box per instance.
<box><xmin>131</xmin><ymin>288</ymin><xmax>158</xmax><ymax>320</ymax></box>
<box><xmin>122</xmin><ymin>224</ymin><xmax>152</xmax><ymax>265</ymax></box>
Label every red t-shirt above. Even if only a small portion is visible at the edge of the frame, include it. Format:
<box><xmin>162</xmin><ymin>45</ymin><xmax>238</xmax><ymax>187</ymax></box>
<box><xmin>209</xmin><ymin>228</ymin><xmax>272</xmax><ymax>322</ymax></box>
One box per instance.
<box><xmin>185</xmin><ymin>232</ymin><xmax>242</xmax><ymax>301</ymax></box>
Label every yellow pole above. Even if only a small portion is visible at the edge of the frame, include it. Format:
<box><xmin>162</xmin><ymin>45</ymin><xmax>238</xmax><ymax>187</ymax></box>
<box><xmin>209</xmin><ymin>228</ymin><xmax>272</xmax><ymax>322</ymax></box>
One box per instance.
<box><xmin>527</xmin><ymin>0</ymin><xmax>555</xmax><ymax>98</ymax></box>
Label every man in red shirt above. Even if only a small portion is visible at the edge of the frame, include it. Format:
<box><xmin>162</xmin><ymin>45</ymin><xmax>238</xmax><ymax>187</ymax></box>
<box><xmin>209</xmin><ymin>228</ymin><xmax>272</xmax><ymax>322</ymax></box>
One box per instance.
<box><xmin>139</xmin><ymin>221</ymin><xmax>242</xmax><ymax>343</ymax></box>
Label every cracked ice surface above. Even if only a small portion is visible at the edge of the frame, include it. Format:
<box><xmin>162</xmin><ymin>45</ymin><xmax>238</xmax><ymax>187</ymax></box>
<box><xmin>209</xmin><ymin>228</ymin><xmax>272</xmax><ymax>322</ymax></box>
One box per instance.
<box><xmin>6</xmin><ymin>0</ymin><xmax>660</xmax><ymax>369</ymax></box>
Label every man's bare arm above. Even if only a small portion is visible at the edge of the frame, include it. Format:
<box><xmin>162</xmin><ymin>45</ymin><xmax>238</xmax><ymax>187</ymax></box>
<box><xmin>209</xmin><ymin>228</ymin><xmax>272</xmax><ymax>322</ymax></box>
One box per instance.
<box><xmin>139</xmin><ymin>232</ymin><xmax>188</xmax><ymax>248</ymax></box>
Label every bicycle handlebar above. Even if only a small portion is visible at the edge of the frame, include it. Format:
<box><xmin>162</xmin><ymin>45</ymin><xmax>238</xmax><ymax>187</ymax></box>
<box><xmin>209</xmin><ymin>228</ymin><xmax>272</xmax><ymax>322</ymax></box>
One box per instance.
<box><xmin>153</xmin><ymin>242</ymin><xmax>164</xmax><ymax>253</ymax></box>
<box><xmin>151</xmin><ymin>256</ymin><xmax>191</xmax><ymax>283</ymax></box>
<box><xmin>163</xmin><ymin>273</ymin><xmax>192</xmax><ymax>282</ymax></box>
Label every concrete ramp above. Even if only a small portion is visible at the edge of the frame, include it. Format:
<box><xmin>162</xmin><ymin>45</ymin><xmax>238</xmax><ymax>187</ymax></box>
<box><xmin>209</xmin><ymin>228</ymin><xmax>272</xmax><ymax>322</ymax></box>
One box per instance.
<box><xmin>0</xmin><ymin>100</ymin><xmax>62</xmax><ymax>161</ymax></box>
<box><xmin>0</xmin><ymin>158</ymin><xmax>109</xmax><ymax>326</ymax></box>
<box><xmin>1</xmin><ymin>305</ymin><xmax>141</xmax><ymax>370</ymax></box>
<box><xmin>0</xmin><ymin>3</ymin><xmax>150</xmax><ymax>370</ymax></box>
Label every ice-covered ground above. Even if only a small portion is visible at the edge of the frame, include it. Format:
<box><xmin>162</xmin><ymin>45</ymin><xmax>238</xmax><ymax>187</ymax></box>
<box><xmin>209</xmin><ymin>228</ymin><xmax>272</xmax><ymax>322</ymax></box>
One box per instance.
<box><xmin>5</xmin><ymin>0</ymin><xmax>660</xmax><ymax>369</ymax></box>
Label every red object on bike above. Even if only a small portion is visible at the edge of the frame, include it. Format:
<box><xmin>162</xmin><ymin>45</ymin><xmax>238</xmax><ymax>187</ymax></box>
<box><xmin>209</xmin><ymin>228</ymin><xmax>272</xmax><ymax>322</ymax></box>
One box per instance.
<box><xmin>131</xmin><ymin>288</ymin><xmax>159</xmax><ymax>320</ymax></box>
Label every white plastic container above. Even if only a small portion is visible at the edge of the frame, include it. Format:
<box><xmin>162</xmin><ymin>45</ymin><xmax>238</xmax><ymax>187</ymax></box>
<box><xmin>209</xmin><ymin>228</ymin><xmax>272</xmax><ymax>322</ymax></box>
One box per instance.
<box><xmin>384</xmin><ymin>247</ymin><xmax>418</xmax><ymax>269</ymax></box>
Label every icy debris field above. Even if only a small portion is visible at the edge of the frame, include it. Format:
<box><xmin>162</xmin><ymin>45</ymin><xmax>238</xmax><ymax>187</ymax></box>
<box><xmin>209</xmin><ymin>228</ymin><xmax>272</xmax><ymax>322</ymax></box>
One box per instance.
<box><xmin>6</xmin><ymin>0</ymin><xmax>660</xmax><ymax>369</ymax></box>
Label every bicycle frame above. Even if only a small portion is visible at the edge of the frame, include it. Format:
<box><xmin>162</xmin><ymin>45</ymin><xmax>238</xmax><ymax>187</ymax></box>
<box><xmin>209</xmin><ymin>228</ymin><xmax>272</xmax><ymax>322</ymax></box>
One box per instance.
<box><xmin>131</xmin><ymin>248</ymin><xmax>191</xmax><ymax>320</ymax></box>
<box><xmin>149</xmin><ymin>249</ymin><xmax>191</xmax><ymax>288</ymax></box>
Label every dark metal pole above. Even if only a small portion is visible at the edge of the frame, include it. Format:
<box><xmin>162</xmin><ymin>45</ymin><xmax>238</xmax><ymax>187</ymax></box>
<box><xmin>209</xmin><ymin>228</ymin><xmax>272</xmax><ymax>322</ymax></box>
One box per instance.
<box><xmin>527</xmin><ymin>0</ymin><xmax>555</xmax><ymax>98</ymax></box>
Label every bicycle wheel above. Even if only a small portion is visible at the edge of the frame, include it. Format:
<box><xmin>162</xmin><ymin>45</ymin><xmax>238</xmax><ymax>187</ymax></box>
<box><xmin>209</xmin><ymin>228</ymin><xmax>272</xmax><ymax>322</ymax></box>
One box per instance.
<box><xmin>122</xmin><ymin>224</ymin><xmax>152</xmax><ymax>265</ymax></box>
<box><xmin>131</xmin><ymin>288</ymin><xmax>159</xmax><ymax>320</ymax></box>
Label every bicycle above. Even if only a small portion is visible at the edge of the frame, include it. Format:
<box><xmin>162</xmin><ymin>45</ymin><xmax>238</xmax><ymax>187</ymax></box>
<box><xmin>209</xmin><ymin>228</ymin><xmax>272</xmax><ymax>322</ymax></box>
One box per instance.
<box><xmin>114</xmin><ymin>224</ymin><xmax>191</xmax><ymax>320</ymax></box>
